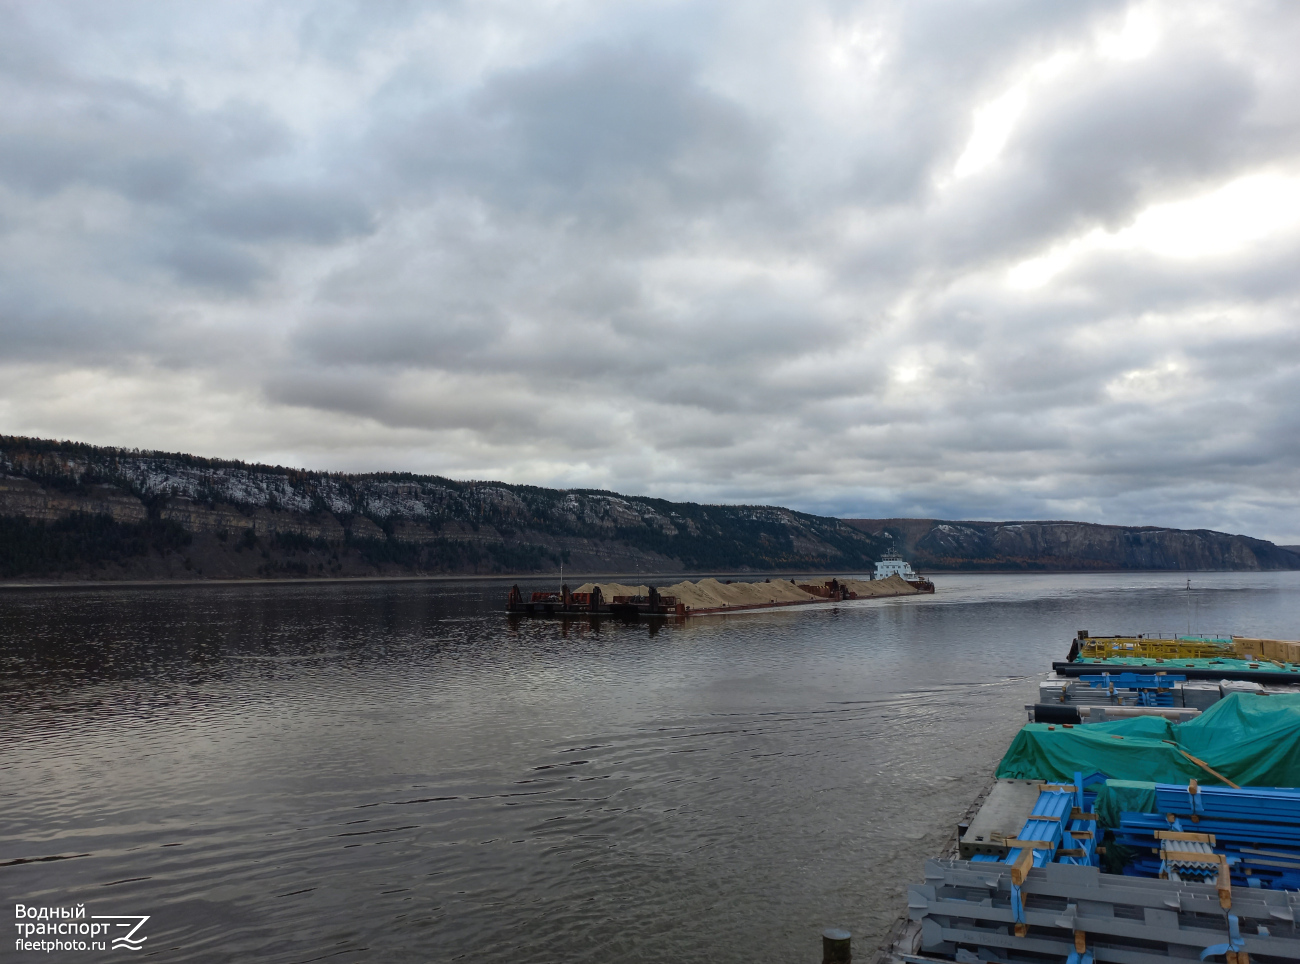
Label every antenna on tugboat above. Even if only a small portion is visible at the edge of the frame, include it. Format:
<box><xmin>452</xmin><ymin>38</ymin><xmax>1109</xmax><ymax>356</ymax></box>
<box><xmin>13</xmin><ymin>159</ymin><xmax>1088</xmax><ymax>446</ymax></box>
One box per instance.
<box><xmin>1186</xmin><ymin>578</ymin><xmax>1192</xmax><ymax>636</ymax></box>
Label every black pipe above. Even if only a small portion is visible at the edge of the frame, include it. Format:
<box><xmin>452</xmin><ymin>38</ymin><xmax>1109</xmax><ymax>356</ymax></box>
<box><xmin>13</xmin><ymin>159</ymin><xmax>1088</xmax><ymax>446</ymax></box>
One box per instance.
<box><xmin>1052</xmin><ymin>662</ymin><xmax>1300</xmax><ymax>684</ymax></box>
<box><xmin>1032</xmin><ymin>703</ymin><xmax>1082</xmax><ymax>724</ymax></box>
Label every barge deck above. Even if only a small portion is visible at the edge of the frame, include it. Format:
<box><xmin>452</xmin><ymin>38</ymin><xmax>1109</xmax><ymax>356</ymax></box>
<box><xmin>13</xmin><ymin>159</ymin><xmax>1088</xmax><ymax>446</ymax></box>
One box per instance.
<box><xmin>881</xmin><ymin>630</ymin><xmax>1300</xmax><ymax>964</ymax></box>
<box><xmin>507</xmin><ymin>573</ymin><xmax>930</xmax><ymax>618</ymax></box>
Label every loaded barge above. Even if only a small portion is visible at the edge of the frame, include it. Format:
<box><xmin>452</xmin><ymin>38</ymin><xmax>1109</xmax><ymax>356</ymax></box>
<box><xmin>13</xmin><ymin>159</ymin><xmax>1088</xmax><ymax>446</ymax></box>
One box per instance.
<box><xmin>884</xmin><ymin>631</ymin><xmax>1300</xmax><ymax>964</ymax></box>
<box><xmin>507</xmin><ymin>572</ymin><xmax>930</xmax><ymax>618</ymax></box>
<box><xmin>508</xmin><ymin>552</ymin><xmax>934</xmax><ymax>618</ymax></box>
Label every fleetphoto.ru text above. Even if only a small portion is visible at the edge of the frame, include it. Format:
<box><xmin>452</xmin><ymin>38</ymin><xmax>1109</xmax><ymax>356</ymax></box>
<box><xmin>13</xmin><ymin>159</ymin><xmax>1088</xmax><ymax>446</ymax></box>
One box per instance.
<box><xmin>14</xmin><ymin>904</ymin><xmax>149</xmax><ymax>953</ymax></box>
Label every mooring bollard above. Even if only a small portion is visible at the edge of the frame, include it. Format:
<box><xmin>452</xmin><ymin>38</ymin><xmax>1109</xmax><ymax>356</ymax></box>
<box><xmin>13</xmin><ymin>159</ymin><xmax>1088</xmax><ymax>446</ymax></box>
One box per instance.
<box><xmin>822</xmin><ymin>927</ymin><xmax>851</xmax><ymax>963</ymax></box>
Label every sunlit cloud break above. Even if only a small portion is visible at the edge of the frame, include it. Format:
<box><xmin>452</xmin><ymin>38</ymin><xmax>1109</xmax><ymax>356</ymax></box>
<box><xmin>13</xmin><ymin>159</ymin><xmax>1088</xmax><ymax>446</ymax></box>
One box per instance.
<box><xmin>2</xmin><ymin>0</ymin><xmax>1300</xmax><ymax>543</ymax></box>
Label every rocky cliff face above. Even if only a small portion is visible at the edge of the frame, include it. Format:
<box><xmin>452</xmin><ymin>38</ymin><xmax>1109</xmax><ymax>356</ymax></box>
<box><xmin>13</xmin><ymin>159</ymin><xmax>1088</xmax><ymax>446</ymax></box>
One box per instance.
<box><xmin>0</xmin><ymin>474</ymin><xmax>148</xmax><ymax>524</ymax></box>
<box><xmin>0</xmin><ymin>436</ymin><xmax>890</xmax><ymax>580</ymax></box>
<box><xmin>845</xmin><ymin>518</ymin><xmax>1300</xmax><ymax>571</ymax></box>
<box><xmin>7</xmin><ymin>437</ymin><xmax>1291</xmax><ymax>581</ymax></box>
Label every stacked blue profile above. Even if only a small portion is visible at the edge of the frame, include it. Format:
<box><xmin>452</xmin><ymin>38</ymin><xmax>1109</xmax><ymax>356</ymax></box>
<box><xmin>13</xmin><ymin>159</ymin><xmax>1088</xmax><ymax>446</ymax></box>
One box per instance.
<box><xmin>1076</xmin><ymin>672</ymin><xmax>1183</xmax><ymax>706</ymax></box>
<box><xmin>1113</xmin><ymin>783</ymin><xmax>1300</xmax><ymax>890</ymax></box>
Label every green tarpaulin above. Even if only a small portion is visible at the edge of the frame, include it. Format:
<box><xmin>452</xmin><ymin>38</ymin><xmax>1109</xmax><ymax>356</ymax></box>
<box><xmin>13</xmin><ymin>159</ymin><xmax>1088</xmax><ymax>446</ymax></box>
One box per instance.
<box><xmin>995</xmin><ymin>693</ymin><xmax>1300</xmax><ymax>788</ymax></box>
<box><xmin>1077</xmin><ymin>656</ymin><xmax>1300</xmax><ymax>674</ymax></box>
<box><xmin>1093</xmin><ymin>780</ymin><xmax>1157</xmax><ymax>828</ymax></box>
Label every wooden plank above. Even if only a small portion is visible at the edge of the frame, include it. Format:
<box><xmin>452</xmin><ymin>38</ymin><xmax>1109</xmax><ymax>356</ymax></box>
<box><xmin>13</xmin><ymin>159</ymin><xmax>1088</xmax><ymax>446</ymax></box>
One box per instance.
<box><xmin>1218</xmin><ymin>861</ymin><xmax>1233</xmax><ymax>910</ymax></box>
<box><xmin>1009</xmin><ymin>846</ymin><xmax>1035</xmax><ymax>886</ymax></box>
<box><xmin>1154</xmin><ymin>830</ymin><xmax>1216</xmax><ymax>845</ymax></box>
<box><xmin>1003</xmin><ymin>839</ymin><xmax>1056</xmax><ymax>851</ymax></box>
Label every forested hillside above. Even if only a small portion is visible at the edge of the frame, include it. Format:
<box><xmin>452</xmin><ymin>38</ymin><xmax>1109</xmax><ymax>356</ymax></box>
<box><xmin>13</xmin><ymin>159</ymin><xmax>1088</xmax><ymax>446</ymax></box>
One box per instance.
<box><xmin>845</xmin><ymin>518</ymin><xmax>1300</xmax><ymax>572</ymax></box>
<box><xmin>4</xmin><ymin>436</ymin><xmax>1294</xmax><ymax>582</ymax></box>
<box><xmin>0</xmin><ymin>436</ymin><xmax>891</xmax><ymax>580</ymax></box>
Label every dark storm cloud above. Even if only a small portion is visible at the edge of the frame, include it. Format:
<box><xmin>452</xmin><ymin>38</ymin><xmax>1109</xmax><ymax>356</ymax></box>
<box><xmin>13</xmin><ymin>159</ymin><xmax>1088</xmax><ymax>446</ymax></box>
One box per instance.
<box><xmin>0</xmin><ymin>69</ymin><xmax>287</xmax><ymax>204</ymax></box>
<box><xmin>0</xmin><ymin>285</ymin><xmax>131</xmax><ymax>359</ymax></box>
<box><xmin>197</xmin><ymin>186</ymin><xmax>375</xmax><ymax>244</ymax></box>
<box><xmin>4</xmin><ymin>0</ymin><xmax>1300</xmax><ymax>541</ymax></box>
<box><xmin>383</xmin><ymin>43</ymin><xmax>768</xmax><ymax>227</ymax></box>
<box><xmin>158</xmin><ymin>236</ymin><xmax>269</xmax><ymax>292</ymax></box>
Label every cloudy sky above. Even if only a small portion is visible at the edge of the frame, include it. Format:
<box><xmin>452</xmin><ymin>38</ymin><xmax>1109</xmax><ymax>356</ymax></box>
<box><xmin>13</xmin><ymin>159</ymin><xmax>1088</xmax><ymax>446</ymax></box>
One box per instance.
<box><xmin>2</xmin><ymin>2</ymin><xmax>1299</xmax><ymax>541</ymax></box>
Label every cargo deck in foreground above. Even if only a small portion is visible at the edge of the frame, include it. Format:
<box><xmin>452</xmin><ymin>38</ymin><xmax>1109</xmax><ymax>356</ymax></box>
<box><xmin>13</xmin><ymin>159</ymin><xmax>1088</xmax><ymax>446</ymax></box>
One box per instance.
<box><xmin>885</xmin><ymin>631</ymin><xmax>1300</xmax><ymax>964</ymax></box>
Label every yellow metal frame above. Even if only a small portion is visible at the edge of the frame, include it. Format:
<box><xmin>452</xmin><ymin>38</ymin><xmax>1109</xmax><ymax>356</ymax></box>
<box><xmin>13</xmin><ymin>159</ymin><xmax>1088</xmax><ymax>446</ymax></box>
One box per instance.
<box><xmin>1077</xmin><ymin>636</ymin><xmax>1232</xmax><ymax>660</ymax></box>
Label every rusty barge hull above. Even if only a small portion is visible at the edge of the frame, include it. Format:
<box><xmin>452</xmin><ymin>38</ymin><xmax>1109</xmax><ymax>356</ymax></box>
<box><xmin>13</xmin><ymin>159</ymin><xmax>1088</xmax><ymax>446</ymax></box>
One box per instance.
<box><xmin>679</xmin><ymin>598</ymin><xmax>839</xmax><ymax>615</ymax></box>
<box><xmin>507</xmin><ymin>584</ymin><xmax>681</xmax><ymax>618</ymax></box>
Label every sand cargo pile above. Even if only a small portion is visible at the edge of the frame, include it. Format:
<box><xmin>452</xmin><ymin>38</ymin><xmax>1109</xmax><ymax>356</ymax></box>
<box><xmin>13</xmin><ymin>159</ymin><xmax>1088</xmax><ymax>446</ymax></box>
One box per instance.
<box><xmin>506</xmin><ymin>574</ymin><xmax>922</xmax><ymax>616</ymax></box>
<box><xmin>886</xmin><ymin>632</ymin><xmax>1300</xmax><ymax>964</ymax></box>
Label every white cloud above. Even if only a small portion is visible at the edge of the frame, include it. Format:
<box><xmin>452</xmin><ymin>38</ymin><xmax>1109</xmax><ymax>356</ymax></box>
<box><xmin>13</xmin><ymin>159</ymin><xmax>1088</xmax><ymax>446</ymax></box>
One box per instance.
<box><xmin>953</xmin><ymin>86</ymin><xmax>1028</xmax><ymax>180</ymax></box>
<box><xmin>1008</xmin><ymin>171</ymin><xmax>1300</xmax><ymax>287</ymax></box>
<box><xmin>1095</xmin><ymin>3</ymin><xmax>1161</xmax><ymax>61</ymax></box>
<box><xmin>1119</xmin><ymin>172</ymin><xmax>1300</xmax><ymax>257</ymax></box>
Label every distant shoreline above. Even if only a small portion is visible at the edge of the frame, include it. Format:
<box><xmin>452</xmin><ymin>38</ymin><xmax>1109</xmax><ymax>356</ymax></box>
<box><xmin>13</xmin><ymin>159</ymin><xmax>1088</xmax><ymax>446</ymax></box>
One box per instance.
<box><xmin>0</xmin><ymin>570</ymin><xmax>872</xmax><ymax>591</ymax></box>
<box><xmin>0</xmin><ymin>568</ymin><xmax>1282</xmax><ymax>591</ymax></box>
<box><xmin>4</xmin><ymin>438</ymin><xmax>1295</xmax><ymax>586</ymax></box>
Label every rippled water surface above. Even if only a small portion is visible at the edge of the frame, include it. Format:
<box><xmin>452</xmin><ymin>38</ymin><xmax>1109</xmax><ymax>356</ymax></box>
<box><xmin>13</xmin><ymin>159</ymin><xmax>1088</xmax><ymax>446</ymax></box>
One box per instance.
<box><xmin>3</xmin><ymin>571</ymin><xmax>1299</xmax><ymax>963</ymax></box>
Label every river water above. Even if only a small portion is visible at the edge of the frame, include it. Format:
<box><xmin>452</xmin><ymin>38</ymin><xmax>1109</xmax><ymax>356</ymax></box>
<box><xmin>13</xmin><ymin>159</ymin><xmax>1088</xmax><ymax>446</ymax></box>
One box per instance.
<box><xmin>3</xmin><ymin>571</ymin><xmax>1299</xmax><ymax>963</ymax></box>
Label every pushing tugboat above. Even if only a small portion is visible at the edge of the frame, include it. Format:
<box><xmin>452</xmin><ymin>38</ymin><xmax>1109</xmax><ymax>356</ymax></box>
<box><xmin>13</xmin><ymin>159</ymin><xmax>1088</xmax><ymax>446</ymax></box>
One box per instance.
<box><xmin>874</xmin><ymin>546</ymin><xmax>935</xmax><ymax>592</ymax></box>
